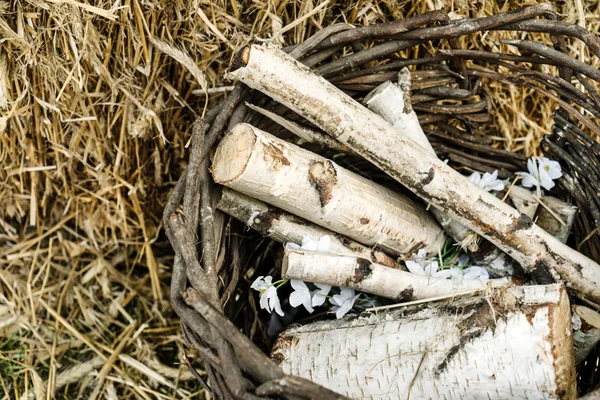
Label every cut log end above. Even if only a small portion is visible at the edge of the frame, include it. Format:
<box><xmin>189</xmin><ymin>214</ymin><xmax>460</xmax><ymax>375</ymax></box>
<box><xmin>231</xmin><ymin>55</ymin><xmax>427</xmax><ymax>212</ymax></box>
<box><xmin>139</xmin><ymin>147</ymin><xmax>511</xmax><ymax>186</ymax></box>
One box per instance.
<box><xmin>273</xmin><ymin>284</ymin><xmax>577</xmax><ymax>400</ymax></box>
<box><xmin>212</xmin><ymin>123</ymin><xmax>256</xmax><ymax>184</ymax></box>
<box><xmin>231</xmin><ymin>46</ymin><xmax>251</xmax><ymax>71</ymax></box>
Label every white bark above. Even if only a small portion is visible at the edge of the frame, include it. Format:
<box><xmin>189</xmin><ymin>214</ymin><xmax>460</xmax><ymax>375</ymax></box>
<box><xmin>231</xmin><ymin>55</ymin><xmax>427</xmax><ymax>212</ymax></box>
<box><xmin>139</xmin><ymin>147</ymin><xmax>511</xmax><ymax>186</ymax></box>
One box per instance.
<box><xmin>228</xmin><ymin>44</ymin><xmax>600</xmax><ymax>303</ymax></box>
<box><xmin>216</xmin><ymin>188</ymin><xmax>397</xmax><ymax>267</ymax></box>
<box><xmin>573</xmin><ymin>305</ymin><xmax>600</xmax><ymax>364</ymax></box>
<box><xmin>272</xmin><ymin>284</ymin><xmax>576</xmax><ymax>400</ymax></box>
<box><xmin>212</xmin><ymin>123</ymin><xmax>445</xmax><ymax>256</ymax></box>
<box><xmin>364</xmin><ymin>76</ymin><xmax>514</xmax><ymax>278</ymax></box>
<box><xmin>536</xmin><ymin>196</ymin><xmax>577</xmax><ymax>244</ymax></box>
<box><xmin>509</xmin><ymin>185</ymin><xmax>539</xmax><ymax>219</ymax></box>
<box><xmin>364</xmin><ymin>74</ymin><xmax>435</xmax><ymax>156</ymax></box>
<box><xmin>282</xmin><ymin>249</ymin><xmax>509</xmax><ymax>301</ymax></box>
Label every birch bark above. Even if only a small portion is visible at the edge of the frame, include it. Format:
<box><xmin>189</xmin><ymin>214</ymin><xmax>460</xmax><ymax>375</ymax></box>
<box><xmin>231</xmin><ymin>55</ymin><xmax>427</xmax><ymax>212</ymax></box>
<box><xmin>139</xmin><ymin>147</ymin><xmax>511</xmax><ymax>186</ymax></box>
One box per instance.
<box><xmin>212</xmin><ymin>123</ymin><xmax>445</xmax><ymax>256</ymax></box>
<box><xmin>216</xmin><ymin>188</ymin><xmax>397</xmax><ymax>267</ymax></box>
<box><xmin>227</xmin><ymin>44</ymin><xmax>600</xmax><ymax>303</ymax></box>
<box><xmin>282</xmin><ymin>249</ymin><xmax>509</xmax><ymax>300</ymax></box>
<box><xmin>272</xmin><ymin>284</ymin><xmax>576</xmax><ymax>400</ymax></box>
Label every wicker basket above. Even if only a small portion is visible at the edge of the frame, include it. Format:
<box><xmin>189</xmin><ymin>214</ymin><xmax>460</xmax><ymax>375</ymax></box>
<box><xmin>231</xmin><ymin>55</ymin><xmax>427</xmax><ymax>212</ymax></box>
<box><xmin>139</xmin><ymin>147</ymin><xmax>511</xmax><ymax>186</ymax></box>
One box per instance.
<box><xmin>164</xmin><ymin>4</ymin><xmax>600</xmax><ymax>398</ymax></box>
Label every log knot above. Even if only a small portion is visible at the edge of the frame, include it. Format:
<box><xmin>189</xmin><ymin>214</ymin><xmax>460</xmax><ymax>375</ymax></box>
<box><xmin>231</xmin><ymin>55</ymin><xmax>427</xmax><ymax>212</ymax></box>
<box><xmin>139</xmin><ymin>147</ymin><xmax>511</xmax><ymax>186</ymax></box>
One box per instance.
<box><xmin>353</xmin><ymin>258</ymin><xmax>374</xmax><ymax>282</ymax></box>
<box><xmin>231</xmin><ymin>46</ymin><xmax>250</xmax><ymax>71</ymax></box>
<box><xmin>263</xmin><ymin>141</ymin><xmax>290</xmax><ymax>170</ymax></box>
<box><xmin>308</xmin><ymin>160</ymin><xmax>338</xmax><ymax>207</ymax></box>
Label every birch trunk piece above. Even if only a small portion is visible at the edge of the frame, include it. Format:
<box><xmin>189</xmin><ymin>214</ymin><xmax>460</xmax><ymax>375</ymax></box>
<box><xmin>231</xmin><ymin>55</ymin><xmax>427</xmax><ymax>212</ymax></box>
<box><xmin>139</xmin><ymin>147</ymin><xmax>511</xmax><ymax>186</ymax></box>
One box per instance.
<box><xmin>573</xmin><ymin>305</ymin><xmax>600</xmax><ymax>364</ymax></box>
<box><xmin>216</xmin><ymin>188</ymin><xmax>398</xmax><ymax>268</ymax></box>
<box><xmin>272</xmin><ymin>284</ymin><xmax>576</xmax><ymax>400</ymax></box>
<box><xmin>365</xmin><ymin>75</ymin><xmax>519</xmax><ymax>278</ymax></box>
<box><xmin>509</xmin><ymin>185</ymin><xmax>540</xmax><ymax>219</ymax></box>
<box><xmin>228</xmin><ymin>44</ymin><xmax>600</xmax><ymax>303</ymax></box>
<box><xmin>282</xmin><ymin>249</ymin><xmax>509</xmax><ymax>301</ymax></box>
<box><xmin>536</xmin><ymin>196</ymin><xmax>578</xmax><ymax>244</ymax></box>
<box><xmin>211</xmin><ymin>123</ymin><xmax>446</xmax><ymax>256</ymax></box>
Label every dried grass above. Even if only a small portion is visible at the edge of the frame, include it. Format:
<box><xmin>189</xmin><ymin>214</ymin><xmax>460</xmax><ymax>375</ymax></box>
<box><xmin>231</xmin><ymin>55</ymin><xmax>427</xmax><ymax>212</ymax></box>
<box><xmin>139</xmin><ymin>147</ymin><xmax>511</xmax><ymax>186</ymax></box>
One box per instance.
<box><xmin>1</xmin><ymin>0</ymin><xmax>599</xmax><ymax>398</ymax></box>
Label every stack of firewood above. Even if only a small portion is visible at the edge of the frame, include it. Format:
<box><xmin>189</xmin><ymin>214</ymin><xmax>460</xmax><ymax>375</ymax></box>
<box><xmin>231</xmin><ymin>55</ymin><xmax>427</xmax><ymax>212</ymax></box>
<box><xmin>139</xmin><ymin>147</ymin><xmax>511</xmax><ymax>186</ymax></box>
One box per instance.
<box><xmin>202</xmin><ymin>44</ymin><xmax>600</xmax><ymax>399</ymax></box>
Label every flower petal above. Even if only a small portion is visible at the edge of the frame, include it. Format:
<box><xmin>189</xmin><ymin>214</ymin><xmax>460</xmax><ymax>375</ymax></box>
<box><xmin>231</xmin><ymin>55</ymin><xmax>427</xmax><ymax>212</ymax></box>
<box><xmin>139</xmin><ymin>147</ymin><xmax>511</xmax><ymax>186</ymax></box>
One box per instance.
<box><xmin>538</xmin><ymin>169</ymin><xmax>555</xmax><ymax>191</ymax></box>
<box><xmin>251</xmin><ymin>276</ymin><xmax>267</xmax><ymax>291</ymax></box>
<box><xmin>259</xmin><ymin>290</ymin><xmax>270</xmax><ymax>311</ymax></box>
<box><xmin>527</xmin><ymin>157</ymin><xmax>537</xmax><ymax>176</ymax></box>
<box><xmin>405</xmin><ymin>260</ymin><xmax>425</xmax><ymax>275</ymax></box>
<box><xmin>317</xmin><ymin>235</ymin><xmax>331</xmax><ymax>253</ymax></box>
<box><xmin>468</xmin><ymin>172</ymin><xmax>481</xmax><ymax>185</ymax></box>
<box><xmin>301</xmin><ymin>238</ymin><xmax>318</xmax><ymax>252</ymax></box>
<box><xmin>290</xmin><ymin>279</ymin><xmax>308</xmax><ymax>292</ymax></box>
<box><xmin>285</xmin><ymin>242</ymin><xmax>301</xmax><ymax>250</ymax></box>
<box><xmin>486</xmin><ymin>180</ymin><xmax>505</xmax><ymax>192</ymax></box>
<box><xmin>312</xmin><ymin>283</ymin><xmax>331</xmax><ymax>307</ymax></box>
<box><xmin>463</xmin><ymin>266</ymin><xmax>490</xmax><ymax>281</ymax></box>
<box><xmin>520</xmin><ymin>174</ymin><xmax>537</xmax><ymax>188</ymax></box>
<box><xmin>335</xmin><ymin>294</ymin><xmax>360</xmax><ymax>319</ymax></box>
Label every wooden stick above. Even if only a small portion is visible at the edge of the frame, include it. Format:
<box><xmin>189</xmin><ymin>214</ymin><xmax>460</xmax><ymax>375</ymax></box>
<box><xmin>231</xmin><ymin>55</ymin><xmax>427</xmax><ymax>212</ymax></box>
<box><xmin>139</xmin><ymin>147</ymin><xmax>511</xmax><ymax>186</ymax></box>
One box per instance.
<box><xmin>228</xmin><ymin>44</ymin><xmax>600</xmax><ymax>302</ymax></box>
<box><xmin>212</xmin><ymin>123</ymin><xmax>445</xmax><ymax>256</ymax></box>
<box><xmin>573</xmin><ymin>305</ymin><xmax>600</xmax><ymax>364</ymax></box>
<box><xmin>216</xmin><ymin>188</ymin><xmax>398</xmax><ymax>268</ymax></box>
<box><xmin>536</xmin><ymin>196</ymin><xmax>578</xmax><ymax>244</ymax></box>
<box><xmin>273</xmin><ymin>284</ymin><xmax>576</xmax><ymax>400</ymax></box>
<box><xmin>365</xmin><ymin>75</ymin><xmax>515</xmax><ymax>278</ymax></box>
<box><xmin>282</xmin><ymin>250</ymin><xmax>509</xmax><ymax>301</ymax></box>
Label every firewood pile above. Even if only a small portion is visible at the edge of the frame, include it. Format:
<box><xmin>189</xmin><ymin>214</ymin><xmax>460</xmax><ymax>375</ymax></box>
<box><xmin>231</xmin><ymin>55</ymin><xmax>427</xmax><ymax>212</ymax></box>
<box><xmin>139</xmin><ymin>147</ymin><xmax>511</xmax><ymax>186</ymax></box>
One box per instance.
<box><xmin>164</xmin><ymin>4</ymin><xmax>600</xmax><ymax>399</ymax></box>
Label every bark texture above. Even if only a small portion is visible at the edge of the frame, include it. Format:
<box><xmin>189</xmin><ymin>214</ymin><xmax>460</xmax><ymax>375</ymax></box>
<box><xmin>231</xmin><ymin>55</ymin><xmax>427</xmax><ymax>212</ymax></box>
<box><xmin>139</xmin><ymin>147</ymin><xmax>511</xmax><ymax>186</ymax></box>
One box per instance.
<box><xmin>216</xmin><ymin>188</ymin><xmax>397</xmax><ymax>267</ymax></box>
<box><xmin>272</xmin><ymin>284</ymin><xmax>576</xmax><ymax>400</ymax></box>
<box><xmin>212</xmin><ymin>123</ymin><xmax>445</xmax><ymax>256</ymax></box>
<box><xmin>573</xmin><ymin>305</ymin><xmax>600</xmax><ymax>364</ymax></box>
<box><xmin>228</xmin><ymin>44</ymin><xmax>600</xmax><ymax>303</ymax></box>
<box><xmin>282</xmin><ymin>249</ymin><xmax>509</xmax><ymax>301</ymax></box>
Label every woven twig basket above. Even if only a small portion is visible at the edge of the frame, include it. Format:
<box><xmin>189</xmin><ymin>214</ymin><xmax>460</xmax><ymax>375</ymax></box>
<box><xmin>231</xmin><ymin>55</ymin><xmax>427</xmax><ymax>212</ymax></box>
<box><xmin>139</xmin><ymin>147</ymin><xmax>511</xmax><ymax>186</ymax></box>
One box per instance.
<box><xmin>164</xmin><ymin>4</ymin><xmax>600</xmax><ymax>398</ymax></box>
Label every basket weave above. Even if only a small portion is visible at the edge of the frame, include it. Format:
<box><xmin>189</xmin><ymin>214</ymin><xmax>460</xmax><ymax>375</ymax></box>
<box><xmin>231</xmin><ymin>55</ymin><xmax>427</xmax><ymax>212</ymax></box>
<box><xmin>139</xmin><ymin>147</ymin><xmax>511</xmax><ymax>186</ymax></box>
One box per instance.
<box><xmin>164</xmin><ymin>4</ymin><xmax>600</xmax><ymax>398</ymax></box>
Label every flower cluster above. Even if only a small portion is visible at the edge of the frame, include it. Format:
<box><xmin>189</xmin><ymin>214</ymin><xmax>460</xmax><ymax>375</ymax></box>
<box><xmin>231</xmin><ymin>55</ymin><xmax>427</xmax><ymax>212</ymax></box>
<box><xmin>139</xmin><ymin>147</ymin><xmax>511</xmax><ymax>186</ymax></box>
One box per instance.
<box><xmin>468</xmin><ymin>170</ymin><xmax>504</xmax><ymax>192</ymax></box>
<box><xmin>252</xmin><ymin>235</ymin><xmax>367</xmax><ymax>319</ymax></box>
<box><xmin>251</xmin><ymin>277</ymin><xmax>364</xmax><ymax>319</ymax></box>
<box><xmin>405</xmin><ymin>249</ymin><xmax>489</xmax><ymax>281</ymax></box>
<box><xmin>517</xmin><ymin>156</ymin><xmax>562</xmax><ymax>191</ymax></box>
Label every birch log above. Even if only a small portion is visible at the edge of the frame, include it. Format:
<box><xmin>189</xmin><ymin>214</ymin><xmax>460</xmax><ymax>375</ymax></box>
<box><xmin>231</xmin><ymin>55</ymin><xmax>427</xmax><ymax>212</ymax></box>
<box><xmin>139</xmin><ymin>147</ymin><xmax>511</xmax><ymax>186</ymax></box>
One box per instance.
<box><xmin>272</xmin><ymin>284</ymin><xmax>576</xmax><ymax>400</ymax></box>
<box><xmin>216</xmin><ymin>188</ymin><xmax>397</xmax><ymax>267</ymax></box>
<box><xmin>211</xmin><ymin>123</ymin><xmax>445</xmax><ymax>256</ymax></box>
<box><xmin>536</xmin><ymin>196</ymin><xmax>578</xmax><ymax>244</ymax></box>
<box><xmin>573</xmin><ymin>305</ymin><xmax>600</xmax><ymax>364</ymax></box>
<box><xmin>282</xmin><ymin>250</ymin><xmax>509</xmax><ymax>301</ymax></box>
<box><xmin>227</xmin><ymin>44</ymin><xmax>600</xmax><ymax>303</ymax></box>
<box><xmin>509</xmin><ymin>185</ymin><xmax>539</xmax><ymax>219</ymax></box>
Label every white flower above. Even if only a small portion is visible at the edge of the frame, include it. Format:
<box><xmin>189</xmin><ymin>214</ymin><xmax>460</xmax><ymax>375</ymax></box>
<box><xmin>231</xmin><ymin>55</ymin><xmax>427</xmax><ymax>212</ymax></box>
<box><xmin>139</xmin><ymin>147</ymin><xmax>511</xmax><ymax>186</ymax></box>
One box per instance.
<box><xmin>404</xmin><ymin>249</ymin><xmax>430</xmax><ymax>275</ymax></box>
<box><xmin>289</xmin><ymin>280</ymin><xmax>314</xmax><ymax>313</ymax></box>
<box><xmin>468</xmin><ymin>170</ymin><xmax>504</xmax><ymax>192</ymax></box>
<box><xmin>330</xmin><ymin>287</ymin><xmax>360</xmax><ymax>319</ymax></box>
<box><xmin>433</xmin><ymin>267</ymin><xmax>464</xmax><ymax>280</ymax></box>
<box><xmin>285</xmin><ymin>235</ymin><xmax>331</xmax><ymax>253</ymax></box>
<box><xmin>538</xmin><ymin>157</ymin><xmax>562</xmax><ymax>190</ymax></box>
<box><xmin>250</xmin><ymin>276</ymin><xmax>284</xmax><ymax>316</ymax></box>
<box><xmin>517</xmin><ymin>157</ymin><xmax>562</xmax><ymax>191</ymax></box>
<box><xmin>311</xmin><ymin>283</ymin><xmax>331</xmax><ymax>307</ymax></box>
<box><xmin>462</xmin><ymin>266</ymin><xmax>489</xmax><ymax>281</ymax></box>
<box><xmin>406</xmin><ymin>250</ymin><xmax>466</xmax><ymax>280</ymax></box>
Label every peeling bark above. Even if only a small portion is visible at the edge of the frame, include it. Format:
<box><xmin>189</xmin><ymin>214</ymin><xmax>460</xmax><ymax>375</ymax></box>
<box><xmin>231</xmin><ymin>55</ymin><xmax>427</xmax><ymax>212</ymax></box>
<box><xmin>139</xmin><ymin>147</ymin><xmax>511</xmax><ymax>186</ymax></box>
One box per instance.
<box><xmin>228</xmin><ymin>44</ymin><xmax>600</xmax><ymax>303</ymax></box>
<box><xmin>282</xmin><ymin>249</ymin><xmax>509</xmax><ymax>301</ymax></box>
<box><xmin>216</xmin><ymin>188</ymin><xmax>398</xmax><ymax>268</ymax></box>
<box><xmin>272</xmin><ymin>284</ymin><xmax>576</xmax><ymax>400</ymax></box>
<box><xmin>573</xmin><ymin>305</ymin><xmax>600</xmax><ymax>364</ymax></box>
<box><xmin>212</xmin><ymin>123</ymin><xmax>445</xmax><ymax>256</ymax></box>
<box><xmin>536</xmin><ymin>196</ymin><xmax>578</xmax><ymax>244</ymax></box>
